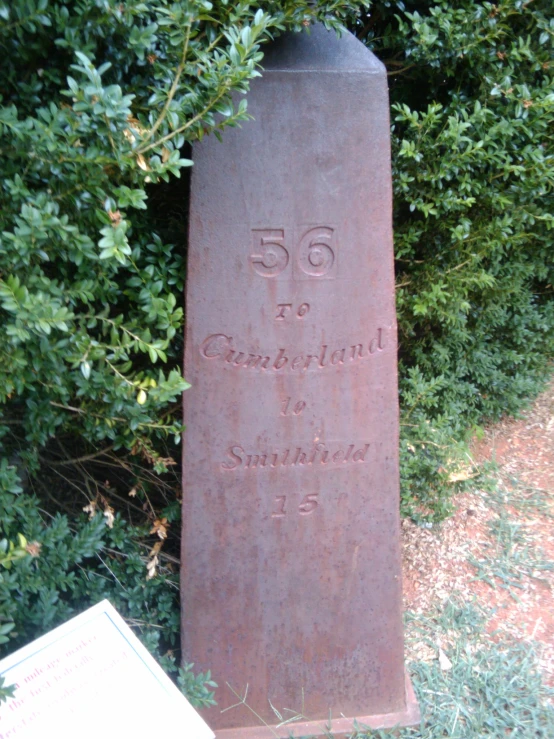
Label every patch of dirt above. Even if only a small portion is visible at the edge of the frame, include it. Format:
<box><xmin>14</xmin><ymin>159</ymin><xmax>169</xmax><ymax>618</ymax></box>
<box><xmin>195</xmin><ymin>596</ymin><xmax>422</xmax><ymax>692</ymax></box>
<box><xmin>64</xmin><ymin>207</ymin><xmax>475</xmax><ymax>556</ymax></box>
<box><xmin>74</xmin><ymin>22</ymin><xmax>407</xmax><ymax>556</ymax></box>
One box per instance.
<box><xmin>402</xmin><ymin>377</ymin><xmax>554</xmax><ymax>683</ymax></box>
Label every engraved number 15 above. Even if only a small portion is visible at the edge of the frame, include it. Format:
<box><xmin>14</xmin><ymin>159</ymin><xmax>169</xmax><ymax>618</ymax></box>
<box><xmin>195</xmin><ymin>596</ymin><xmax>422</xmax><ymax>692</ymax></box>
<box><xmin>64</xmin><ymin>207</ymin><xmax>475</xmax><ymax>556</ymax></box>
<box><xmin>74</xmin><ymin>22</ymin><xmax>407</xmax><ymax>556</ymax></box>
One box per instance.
<box><xmin>272</xmin><ymin>493</ymin><xmax>319</xmax><ymax>518</ymax></box>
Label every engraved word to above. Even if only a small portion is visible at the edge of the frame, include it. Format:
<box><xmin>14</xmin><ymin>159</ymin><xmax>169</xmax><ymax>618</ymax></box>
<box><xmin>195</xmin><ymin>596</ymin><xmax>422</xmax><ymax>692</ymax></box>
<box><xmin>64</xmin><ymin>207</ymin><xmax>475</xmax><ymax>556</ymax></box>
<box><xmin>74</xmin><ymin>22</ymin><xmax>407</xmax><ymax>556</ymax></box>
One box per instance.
<box><xmin>250</xmin><ymin>226</ymin><xmax>336</xmax><ymax>279</ymax></box>
<box><xmin>272</xmin><ymin>493</ymin><xmax>319</xmax><ymax>518</ymax></box>
<box><xmin>280</xmin><ymin>397</ymin><xmax>306</xmax><ymax>416</ymax></box>
<box><xmin>221</xmin><ymin>443</ymin><xmax>370</xmax><ymax>471</ymax></box>
<box><xmin>275</xmin><ymin>303</ymin><xmax>310</xmax><ymax>320</ymax></box>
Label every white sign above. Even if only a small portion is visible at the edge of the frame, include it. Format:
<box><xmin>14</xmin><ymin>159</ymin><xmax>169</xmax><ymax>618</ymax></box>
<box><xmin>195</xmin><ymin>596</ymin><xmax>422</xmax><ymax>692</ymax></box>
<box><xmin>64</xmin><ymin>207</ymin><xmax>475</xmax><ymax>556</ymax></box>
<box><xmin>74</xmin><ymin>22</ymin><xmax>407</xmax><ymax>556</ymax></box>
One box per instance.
<box><xmin>0</xmin><ymin>600</ymin><xmax>215</xmax><ymax>739</ymax></box>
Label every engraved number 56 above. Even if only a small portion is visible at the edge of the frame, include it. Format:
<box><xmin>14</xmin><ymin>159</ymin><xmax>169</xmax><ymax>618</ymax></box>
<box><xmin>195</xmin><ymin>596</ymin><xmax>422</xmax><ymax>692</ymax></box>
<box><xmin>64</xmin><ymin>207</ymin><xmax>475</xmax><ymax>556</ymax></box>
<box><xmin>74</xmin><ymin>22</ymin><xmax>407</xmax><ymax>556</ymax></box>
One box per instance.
<box><xmin>251</xmin><ymin>227</ymin><xmax>335</xmax><ymax>278</ymax></box>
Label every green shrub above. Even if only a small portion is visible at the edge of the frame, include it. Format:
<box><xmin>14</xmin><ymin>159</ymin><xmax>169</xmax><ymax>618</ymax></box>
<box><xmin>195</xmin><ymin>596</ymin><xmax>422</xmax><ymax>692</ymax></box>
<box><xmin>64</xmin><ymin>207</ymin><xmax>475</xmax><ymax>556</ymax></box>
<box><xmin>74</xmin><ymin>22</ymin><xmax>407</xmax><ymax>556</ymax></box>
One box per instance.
<box><xmin>0</xmin><ymin>0</ymin><xmax>358</xmax><ymax>474</ymax></box>
<box><xmin>0</xmin><ymin>0</ymin><xmax>366</xmax><ymax>694</ymax></box>
<box><xmin>0</xmin><ymin>454</ymin><xmax>220</xmax><ymax>703</ymax></box>
<box><xmin>354</xmin><ymin>0</ymin><xmax>554</xmax><ymax>519</ymax></box>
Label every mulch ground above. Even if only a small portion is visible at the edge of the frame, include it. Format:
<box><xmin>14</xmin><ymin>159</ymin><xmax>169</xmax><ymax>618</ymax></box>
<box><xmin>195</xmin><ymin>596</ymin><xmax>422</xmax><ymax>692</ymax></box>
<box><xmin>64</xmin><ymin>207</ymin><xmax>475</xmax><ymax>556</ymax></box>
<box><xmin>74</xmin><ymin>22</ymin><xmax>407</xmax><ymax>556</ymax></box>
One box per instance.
<box><xmin>401</xmin><ymin>376</ymin><xmax>554</xmax><ymax>684</ymax></box>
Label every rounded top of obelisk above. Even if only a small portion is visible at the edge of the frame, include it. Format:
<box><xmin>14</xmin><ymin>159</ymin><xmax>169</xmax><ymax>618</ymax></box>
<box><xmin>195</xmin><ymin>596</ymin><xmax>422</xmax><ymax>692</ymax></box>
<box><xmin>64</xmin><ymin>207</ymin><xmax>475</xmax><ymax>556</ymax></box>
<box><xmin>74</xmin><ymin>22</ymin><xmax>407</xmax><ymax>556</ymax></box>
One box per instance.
<box><xmin>261</xmin><ymin>22</ymin><xmax>385</xmax><ymax>73</ymax></box>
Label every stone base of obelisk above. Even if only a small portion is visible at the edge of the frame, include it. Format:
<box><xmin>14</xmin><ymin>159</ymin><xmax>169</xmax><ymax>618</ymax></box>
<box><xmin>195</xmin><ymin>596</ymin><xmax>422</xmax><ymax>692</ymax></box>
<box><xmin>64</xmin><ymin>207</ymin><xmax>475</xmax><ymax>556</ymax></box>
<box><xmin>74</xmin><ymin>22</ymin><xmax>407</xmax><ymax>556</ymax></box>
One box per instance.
<box><xmin>214</xmin><ymin>672</ymin><xmax>420</xmax><ymax>738</ymax></box>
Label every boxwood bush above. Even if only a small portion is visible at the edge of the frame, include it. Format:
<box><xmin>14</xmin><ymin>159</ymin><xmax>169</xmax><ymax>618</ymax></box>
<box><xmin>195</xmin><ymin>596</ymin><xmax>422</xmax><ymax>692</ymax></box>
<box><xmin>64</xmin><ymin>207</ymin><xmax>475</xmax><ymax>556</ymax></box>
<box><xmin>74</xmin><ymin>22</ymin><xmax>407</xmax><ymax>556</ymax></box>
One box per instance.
<box><xmin>356</xmin><ymin>0</ymin><xmax>554</xmax><ymax>519</ymax></box>
<box><xmin>0</xmin><ymin>0</ymin><xmax>366</xmax><ymax>698</ymax></box>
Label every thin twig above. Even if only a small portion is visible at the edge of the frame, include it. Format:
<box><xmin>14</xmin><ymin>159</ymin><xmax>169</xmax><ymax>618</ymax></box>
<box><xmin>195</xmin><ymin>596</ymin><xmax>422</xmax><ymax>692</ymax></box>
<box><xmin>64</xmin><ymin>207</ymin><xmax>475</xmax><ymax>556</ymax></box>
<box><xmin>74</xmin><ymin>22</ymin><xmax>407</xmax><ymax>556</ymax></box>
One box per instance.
<box><xmin>44</xmin><ymin>445</ymin><xmax>115</xmax><ymax>467</ymax></box>
<box><xmin>137</xmin><ymin>88</ymin><xmax>228</xmax><ymax>155</ymax></box>
<box><xmin>144</xmin><ymin>24</ymin><xmax>192</xmax><ymax>143</ymax></box>
<box><xmin>387</xmin><ymin>63</ymin><xmax>417</xmax><ymax>77</ymax></box>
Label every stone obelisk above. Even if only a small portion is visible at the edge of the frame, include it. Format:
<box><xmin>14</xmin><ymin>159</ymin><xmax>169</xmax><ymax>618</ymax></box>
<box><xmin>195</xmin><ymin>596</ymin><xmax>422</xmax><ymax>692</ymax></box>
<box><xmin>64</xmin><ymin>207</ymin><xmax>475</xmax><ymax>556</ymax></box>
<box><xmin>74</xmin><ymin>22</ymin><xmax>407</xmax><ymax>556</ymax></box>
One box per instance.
<box><xmin>181</xmin><ymin>24</ymin><xmax>420</xmax><ymax>738</ymax></box>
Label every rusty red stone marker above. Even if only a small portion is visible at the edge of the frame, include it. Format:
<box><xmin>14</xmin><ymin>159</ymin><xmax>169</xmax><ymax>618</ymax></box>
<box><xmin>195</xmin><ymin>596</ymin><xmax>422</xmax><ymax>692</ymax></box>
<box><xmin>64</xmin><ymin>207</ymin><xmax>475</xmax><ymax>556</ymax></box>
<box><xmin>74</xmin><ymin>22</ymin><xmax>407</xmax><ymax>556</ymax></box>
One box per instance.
<box><xmin>181</xmin><ymin>23</ymin><xmax>420</xmax><ymax>738</ymax></box>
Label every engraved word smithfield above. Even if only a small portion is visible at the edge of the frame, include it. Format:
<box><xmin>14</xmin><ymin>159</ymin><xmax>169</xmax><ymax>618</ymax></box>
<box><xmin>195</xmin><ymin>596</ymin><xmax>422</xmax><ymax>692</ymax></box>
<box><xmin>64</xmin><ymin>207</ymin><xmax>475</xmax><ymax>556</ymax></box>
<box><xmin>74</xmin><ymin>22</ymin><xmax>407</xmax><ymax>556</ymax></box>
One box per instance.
<box><xmin>201</xmin><ymin>328</ymin><xmax>385</xmax><ymax>372</ymax></box>
<box><xmin>221</xmin><ymin>442</ymin><xmax>370</xmax><ymax>471</ymax></box>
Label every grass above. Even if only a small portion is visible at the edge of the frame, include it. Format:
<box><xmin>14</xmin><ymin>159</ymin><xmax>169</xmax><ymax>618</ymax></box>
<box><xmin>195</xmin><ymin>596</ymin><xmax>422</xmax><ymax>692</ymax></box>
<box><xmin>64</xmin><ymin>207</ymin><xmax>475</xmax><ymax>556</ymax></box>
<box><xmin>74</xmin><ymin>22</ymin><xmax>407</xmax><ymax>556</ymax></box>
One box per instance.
<box><xmin>356</xmin><ymin>620</ymin><xmax>554</xmax><ymax>739</ymax></box>
<box><xmin>254</xmin><ymin>601</ymin><xmax>554</xmax><ymax>739</ymax></box>
<box><xmin>351</xmin><ymin>600</ymin><xmax>554</xmax><ymax>738</ymax></box>
<box><xmin>468</xmin><ymin>511</ymin><xmax>554</xmax><ymax>596</ymax></box>
<box><xmin>489</xmin><ymin>476</ymin><xmax>554</xmax><ymax>519</ymax></box>
<box><xmin>278</xmin><ymin>598</ymin><xmax>554</xmax><ymax>739</ymax></box>
<box><xmin>352</xmin><ymin>473</ymin><xmax>554</xmax><ymax>739</ymax></box>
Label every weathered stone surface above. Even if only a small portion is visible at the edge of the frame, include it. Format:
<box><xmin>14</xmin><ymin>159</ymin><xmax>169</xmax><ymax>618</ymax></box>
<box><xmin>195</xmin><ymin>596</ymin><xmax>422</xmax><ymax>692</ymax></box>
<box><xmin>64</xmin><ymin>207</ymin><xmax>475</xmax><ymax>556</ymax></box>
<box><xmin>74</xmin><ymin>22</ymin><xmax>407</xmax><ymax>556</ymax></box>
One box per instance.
<box><xmin>181</xmin><ymin>23</ymin><xmax>419</xmax><ymax>737</ymax></box>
